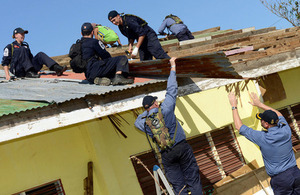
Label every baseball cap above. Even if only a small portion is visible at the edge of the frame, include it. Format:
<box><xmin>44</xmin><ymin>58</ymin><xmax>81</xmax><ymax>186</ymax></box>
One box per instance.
<box><xmin>81</xmin><ymin>22</ymin><xmax>93</xmax><ymax>35</ymax></box>
<box><xmin>108</xmin><ymin>10</ymin><xmax>119</xmax><ymax>20</ymax></box>
<box><xmin>142</xmin><ymin>95</ymin><xmax>157</xmax><ymax>109</ymax></box>
<box><xmin>256</xmin><ymin>110</ymin><xmax>279</xmax><ymax>125</ymax></box>
<box><xmin>13</xmin><ymin>27</ymin><xmax>28</xmax><ymax>38</ymax></box>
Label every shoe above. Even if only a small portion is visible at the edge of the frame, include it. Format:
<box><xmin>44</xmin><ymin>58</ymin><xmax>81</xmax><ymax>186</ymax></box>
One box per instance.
<box><xmin>53</xmin><ymin>64</ymin><xmax>67</xmax><ymax>76</ymax></box>
<box><xmin>25</xmin><ymin>71</ymin><xmax>40</xmax><ymax>78</ymax></box>
<box><xmin>94</xmin><ymin>77</ymin><xmax>111</xmax><ymax>86</ymax></box>
<box><xmin>111</xmin><ymin>74</ymin><xmax>134</xmax><ymax>86</ymax></box>
<box><xmin>111</xmin><ymin>44</ymin><xmax>118</xmax><ymax>47</ymax></box>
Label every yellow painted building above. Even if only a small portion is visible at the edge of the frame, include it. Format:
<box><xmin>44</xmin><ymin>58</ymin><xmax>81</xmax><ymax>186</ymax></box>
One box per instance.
<box><xmin>1</xmin><ymin>66</ymin><xmax>299</xmax><ymax>194</ymax></box>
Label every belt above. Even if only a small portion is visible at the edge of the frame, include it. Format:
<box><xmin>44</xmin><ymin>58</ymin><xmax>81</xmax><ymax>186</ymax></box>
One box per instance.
<box><xmin>160</xmin><ymin>139</ymin><xmax>186</xmax><ymax>154</ymax></box>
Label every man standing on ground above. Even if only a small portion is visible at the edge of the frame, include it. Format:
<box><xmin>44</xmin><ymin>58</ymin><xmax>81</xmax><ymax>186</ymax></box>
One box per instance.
<box><xmin>228</xmin><ymin>91</ymin><xmax>300</xmax><ymax>194</ymax></box>
<box><xmin>1</xmin><ymin>27</ymin><xmax>66</xmax><ymax>80</ymax></box>
<box><xmin>158</xmin><ymin>14</ymin><xmax>194</xmax><ymax>42</ymax></box>
<box><xmin>135</xmin><ymin>57</ymin><xmax>203</xmax><ymax>194</ymax></box>
<box><xmin>108</xmin><ymin>10</ymin><xmax>170</xmax><ymax>61</ymax></box>
<box><xmin>80</xmin><ymin>22</ymin><xmax>133</xmax><ymax>86</ymax></box>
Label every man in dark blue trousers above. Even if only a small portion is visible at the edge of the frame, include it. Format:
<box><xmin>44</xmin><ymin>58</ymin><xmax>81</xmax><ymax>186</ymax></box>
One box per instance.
<box><xmin>135</xmin><ymin>57</ymin><xmax>203</xmax><ymax>195</ymax></box>
<box><xmin>1</xmin><ymin>27</ymin><xmax>66</xmax><ymax>80</ymax></box>
<box><xmin>108</xmin><ymin>10</ymin><xmax>170</xmax><ymax>61</ymax></box>
<box><xmin>80</xmin><ymin>22</ymin><xmax>133</xmax><ymax>86</ymax></box>
<box><xmin>228</xmin><ymin>92</ymin><xmax>300</xmax><ymax>195</ymax></box>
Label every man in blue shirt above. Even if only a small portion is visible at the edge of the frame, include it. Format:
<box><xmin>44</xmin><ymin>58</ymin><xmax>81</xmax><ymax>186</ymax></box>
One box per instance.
<box><xmin>2</xmin><ymin>27</ymin><xmax>66</xmax><ymax>80</ymax></box>
<box><xmin>228</xmin><ymin>92</ymin><xmax>300</xmax><ymax>194</ymax></box>
<box><xmin>158</xmin><ymin>15</ymin><xmax>194</xmax><ymax>42</ymax></box>
<box><xmin>80</xmin><ymin>22</ymin><xmax>133</xmax><ymax>86</ymax></box>
<box><xmin>108</xmin><ymin>10</ymin><xmax>170</xmax><ymax>61</ymax></box>
<box><xmin>135</xmin><ymin>58</ymin><xmax>203</xmax><ymax>195</ymax></box>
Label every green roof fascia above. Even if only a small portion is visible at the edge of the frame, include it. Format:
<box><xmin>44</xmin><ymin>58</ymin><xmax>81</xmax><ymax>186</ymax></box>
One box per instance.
<box><xmin>0</xmin><ymin>99</ymin><xmax>50</xmax><ymax>117</ymax></box>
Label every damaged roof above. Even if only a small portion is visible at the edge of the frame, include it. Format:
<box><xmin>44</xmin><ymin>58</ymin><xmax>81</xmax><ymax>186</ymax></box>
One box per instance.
<box><xmin>1</xmin><ymin>25</ymin><xmax>300</xmax><ymax>120</ymax></box>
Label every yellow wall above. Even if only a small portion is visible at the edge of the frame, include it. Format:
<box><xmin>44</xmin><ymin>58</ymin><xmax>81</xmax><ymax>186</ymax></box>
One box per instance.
<box><xmin>1</xmin><ymin>67</ymin><xmax>298</xmax><ymax>195</ymax></box>
<box><xmin>265</xmin><ymin>67</ymin><xmax>300</xmax><ymax>109</ymax></box>
<box><xmin>0</xmin><ymin>126</ymin><xmax>91</xmax><ymax>194</ymax></box>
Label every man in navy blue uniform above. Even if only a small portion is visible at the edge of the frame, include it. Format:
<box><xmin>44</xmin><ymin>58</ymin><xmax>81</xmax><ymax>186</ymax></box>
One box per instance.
<box><xmin>1</xmin><ymin>27</ymin><xmax>66</xmax><ymax>80</ymax></box>
<box><xmin>228</xmin><ymin>92</ymin><xmax>300</xmax><ymax>194</ymax></box>
<box><xmin>108</xmin><ymin>10</ymin><xmax>170</xmax><ymax>61</ymax></box>
<box><xmin>158</xmin><ymin>15</ymin><xmax>194</xmax><ymax>42</ymax></box>
<box><xmin>80</xmin><ymin>22</ymin><xmax>133</xmax><ymax>86</ymax></box>
<box><xmin>135</xmin><ymin>57</ymin><xmax>203</xmax><ymax>195</ymax></box>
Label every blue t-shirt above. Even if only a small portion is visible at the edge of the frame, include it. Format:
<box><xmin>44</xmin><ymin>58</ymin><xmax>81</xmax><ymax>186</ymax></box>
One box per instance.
<box><xmin>134</xmin><ymin>70</ymin><xmax>186</xmax><ymax>147</ymax></box>
<box><xmin>240</xmin><ymin>116</ymin><xmax>297</xmax><ymax>176</ymax></box>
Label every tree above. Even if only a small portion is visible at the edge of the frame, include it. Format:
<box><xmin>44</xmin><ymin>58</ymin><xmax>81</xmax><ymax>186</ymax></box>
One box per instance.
<box><xmin>260</xmin><ymin>0</ymin><xmax>300</xmax><ymax>26</ymax></box>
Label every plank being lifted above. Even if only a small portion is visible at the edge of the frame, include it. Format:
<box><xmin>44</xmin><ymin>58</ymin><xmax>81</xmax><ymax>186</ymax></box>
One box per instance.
<box><xmin>129</xmin><ymin>52</ymin><xmax>243</xmax><ymax>79</ymax></box>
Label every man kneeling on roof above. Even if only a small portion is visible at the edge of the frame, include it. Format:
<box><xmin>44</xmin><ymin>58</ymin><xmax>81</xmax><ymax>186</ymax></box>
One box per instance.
<box><xmin>81</xmin><ymin>22</ymin><xmax>133</xmax><ymax>86</ymax></box>
<box><xmin>1</xmin><ymin>27</ymin><xmax>67</xmax><ymax>80</ymax></box>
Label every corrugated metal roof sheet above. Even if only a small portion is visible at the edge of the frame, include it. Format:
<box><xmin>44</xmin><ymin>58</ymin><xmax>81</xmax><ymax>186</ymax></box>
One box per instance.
<box><xmin>129</xmin><ymin>52</ymin><xmax>242</xmax><ymax>79</ymax></box>
<box><xmin>0</xmin><ymin>70</ymin><xmax>166</xmax><ymax>116</ymax></box>
<box><xmin>0</xmin><ymin>72</ymin><xmax>165</xmax><ymax>103</ymax></box>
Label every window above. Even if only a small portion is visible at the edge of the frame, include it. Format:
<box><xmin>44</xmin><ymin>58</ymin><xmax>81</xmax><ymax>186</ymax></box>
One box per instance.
<box><xmin>131</xmin><ymin>125</ymin><xmax>245</xmax><ymax>194</ymax></box>
<box><xmin>278</xmin><ymin>103</ymin><xmax>300</xmax><ymax>151</ymax></box>
<box><xmin>13</xmin><ymin>179</ymin><xmax>65</xmax><ymax>195</ymax></box>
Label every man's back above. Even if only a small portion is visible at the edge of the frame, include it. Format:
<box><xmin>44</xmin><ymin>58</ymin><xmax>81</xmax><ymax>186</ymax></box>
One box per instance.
<box><xmin>240</xmin><ymin>116</ymin><xmax>297</xmax><ymax>176</ymax></box>
<box><xmin>260</xmin><ymin>116</ymin><xmax>296</xmax><ymax>176</ymax></box>
<box><xmin>81</xmin><ymin>38</ymin><xmax>111</xmax><ymax>61</ymax></box>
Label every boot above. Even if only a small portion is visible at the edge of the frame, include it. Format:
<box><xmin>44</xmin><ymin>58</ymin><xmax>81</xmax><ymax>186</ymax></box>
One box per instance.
<box><xmin>94</xmin><ymin>77</ymin><xmax>111</xmax><ymax>86</ymax></box>
<box><xmin>52</xmin><ymin>64</ymin><xmax>67</xmax><ymax>76</ymax></box>
<box><xmin>111</xmin><ymin>74</ymin><xmax>134</xmax><ymax>86</ymax></box>
<box><xmin>25</xmin><ymin>71</ymin><xmax>40</xmax><ymax>78</ymax></box>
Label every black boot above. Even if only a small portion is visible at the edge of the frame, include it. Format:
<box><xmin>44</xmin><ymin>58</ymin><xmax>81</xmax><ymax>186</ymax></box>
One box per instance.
<box><xmin>111</xmin><ymin>74</ymin><xmax>134</xmax><ymax>86</ymax></box>
<box><xmin>51</xmin><ymin>64</ymin><xmax>67</xmax><ymax>76</ymax></box>
<box><xmin>25</xmin><ymin>70</ymin><xmax>40</xmax><ymax>78</ymax></box>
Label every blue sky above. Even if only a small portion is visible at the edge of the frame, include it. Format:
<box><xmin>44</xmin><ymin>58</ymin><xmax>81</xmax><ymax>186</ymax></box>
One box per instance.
<box><xmin>0</xmin><ymin>0</ymin><xmax>292</xmax><ymax>58</ymax></box>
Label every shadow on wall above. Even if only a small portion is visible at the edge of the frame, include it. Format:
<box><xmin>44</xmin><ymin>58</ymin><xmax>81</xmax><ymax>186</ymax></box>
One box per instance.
<box><xmin>176</xmin><ymin>96</ymin><xmax>217</xmax><ymax>134</ymax></box>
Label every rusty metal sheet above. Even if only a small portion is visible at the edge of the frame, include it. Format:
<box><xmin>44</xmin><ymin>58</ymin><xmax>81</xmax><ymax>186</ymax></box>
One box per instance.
<box><xmin>129</xmin><ymin>52</ymin><xmax>243</xmax><ymax>79</ymax></box>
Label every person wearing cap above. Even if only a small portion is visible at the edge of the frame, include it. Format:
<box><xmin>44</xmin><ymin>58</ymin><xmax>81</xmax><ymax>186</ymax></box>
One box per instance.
<box><xmin>228</xmin><ymin>92</ymin><xmax>300</xmax><ymax>194</ymax></box>
<box><xmin>80</xmin><ymin>22</ymin><xmax>133</xmax><ymax>86</ymax></box>
<box><xmin>108</xmin><ymin>10</ymin><xmax>170</xmax><ymax>61</ymax></box>
<box><xmin>135</xmin><ymin>57</ymin><xmax>203</xmax><ymax>194</ymax></box>
<box><xmin>1</xmin><ymin>27</ymin><xmax>66</xmax><ymax>80</ymax></box>
<box><xmin>158</xmin><ymin>15</ymin><xmax>194</xmax><ymax>42</ymax></box>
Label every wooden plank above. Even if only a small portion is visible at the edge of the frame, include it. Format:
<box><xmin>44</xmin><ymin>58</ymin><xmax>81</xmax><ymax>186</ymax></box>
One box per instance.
<box><xmin>213</xmin><ymin>160</ymin><xmax>259</xmax><ymax>188</ymax></box>
<box><xmin>129</xmin><ymin>52</ymin><xmax>242</xmax><ymax>79</ymax></box>
<box><xmin>224</xmin><ymin>46</ymin><xmax>254</xmax><ymax>56</ymax></box>
<box><xmin>191</xmin><ymin>26</ymin><xmax>221</xmax><ymax>36</ymax></box>
<box><xmin>176</xmin><ymin>27</ymin><xmax>276</xmax><ymax>51</ymax></box>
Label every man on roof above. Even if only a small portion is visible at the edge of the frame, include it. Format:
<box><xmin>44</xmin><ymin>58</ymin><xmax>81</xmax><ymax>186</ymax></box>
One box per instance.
<box><xmin>1</xmin><ymin>27</ymin><xmax>67</xmax><ymax>80</ymax></box>
<box><xmin>228</xmin><ymin>92</ymin><xmax>300</xmax><ymax>194</ymax></box>
<box><xmin>158</xmin><ymin>14</ymin><xmax>194</xmax><ymax>42</ymax></box>
<box><xmin>80</xmin><ymin>22</ymin><xmax>133</xmax><ymax>86</ymax></box>
<box><xmin>135</xmin><ymin>57</ymin><xmax>203</xmax><ymax>195</ymax></box>
<box><xmin>108</xmin><ymin>10</ymin><xmax>170</xmax><ymax>61</ymax></box>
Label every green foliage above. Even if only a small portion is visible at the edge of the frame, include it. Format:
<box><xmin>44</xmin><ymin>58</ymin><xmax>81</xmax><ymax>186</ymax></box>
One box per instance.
<box><xmin>260</xmin><ymin>0</ymin><xmax>300</xmax><ymax>26</ymax></box>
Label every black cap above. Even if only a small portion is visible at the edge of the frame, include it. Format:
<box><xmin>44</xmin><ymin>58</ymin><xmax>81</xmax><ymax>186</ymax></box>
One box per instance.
<box><xmin>108</xmin><ymin>10</ymin><xmax>119</xmax><ymax>20</ymax></box>
<box><xmin>142</xmin><ymin>95</ymin><xmax>157</xmax><ymax>109</ymax></box>
<box><xmin>81</xmin><ymin>22</ymin><xmax>93</xmax><ymax>35</ymax></box>
<box><xmin>256</xmin><ymin>110</ymin><xmax>279</xmax><ymax>125</ymax></box>
<box><xmin>13</xmin><ymin>27</ymin><xmax>28</xmax><ymax>38</ymax></box>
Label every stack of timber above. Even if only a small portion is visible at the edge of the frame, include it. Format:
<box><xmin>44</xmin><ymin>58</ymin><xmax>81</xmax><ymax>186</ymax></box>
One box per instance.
<box><xmin>46</xmin><ymin>26</ymin><xmax>300</xmax><ymax>79</ymax></box>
